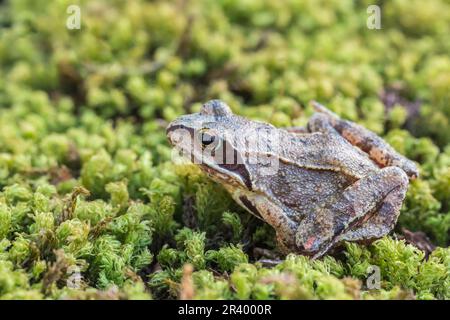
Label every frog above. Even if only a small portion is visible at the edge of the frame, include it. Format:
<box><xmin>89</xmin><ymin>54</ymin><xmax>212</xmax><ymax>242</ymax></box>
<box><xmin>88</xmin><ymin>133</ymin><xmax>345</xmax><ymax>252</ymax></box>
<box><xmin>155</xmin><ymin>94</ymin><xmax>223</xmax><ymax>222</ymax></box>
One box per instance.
<box><xmin>166</xmin><ymin>99</ymin><xmax>419</xmax><ymax>259</ymax></box>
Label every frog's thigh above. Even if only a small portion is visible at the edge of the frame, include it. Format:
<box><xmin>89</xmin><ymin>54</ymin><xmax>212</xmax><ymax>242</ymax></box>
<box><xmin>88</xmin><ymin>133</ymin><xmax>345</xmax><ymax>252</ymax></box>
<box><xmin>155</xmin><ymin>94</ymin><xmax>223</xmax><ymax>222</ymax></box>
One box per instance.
<box><xmin>296</xmin><ymin>166</ymin><xmax>408</xmax><ymax>258</ymax></box>
<box><xmin>339</xmin><ymin>183</ymin><xmax>407</xmax><ymax>242</ymax></box>
<box><xmin>308</xmin><ymin>111</ymin><xmax>418</xmax><ymax>178</ymax></box>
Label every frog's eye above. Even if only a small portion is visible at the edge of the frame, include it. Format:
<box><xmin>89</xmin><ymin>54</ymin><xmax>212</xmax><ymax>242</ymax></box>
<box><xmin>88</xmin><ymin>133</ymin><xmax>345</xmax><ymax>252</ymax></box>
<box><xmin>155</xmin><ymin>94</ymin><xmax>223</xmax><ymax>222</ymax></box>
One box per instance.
<box><xmin>200</xmin><ymin>131</ymin><xmax>215</xmax><ymax>146</ymax></box>
<box><xmin>198</xmin><ymin>129</ymin><xmax>221</xmax><ymax>150</ymax></box>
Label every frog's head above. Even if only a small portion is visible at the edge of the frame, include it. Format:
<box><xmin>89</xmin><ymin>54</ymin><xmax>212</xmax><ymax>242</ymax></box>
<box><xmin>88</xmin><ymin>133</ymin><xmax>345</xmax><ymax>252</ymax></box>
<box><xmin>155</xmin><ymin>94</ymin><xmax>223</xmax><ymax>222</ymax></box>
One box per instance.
<box><xmin>167</xmin><ymin>100</ymin><xmax>277</xmax><ymax>191</ymax></box>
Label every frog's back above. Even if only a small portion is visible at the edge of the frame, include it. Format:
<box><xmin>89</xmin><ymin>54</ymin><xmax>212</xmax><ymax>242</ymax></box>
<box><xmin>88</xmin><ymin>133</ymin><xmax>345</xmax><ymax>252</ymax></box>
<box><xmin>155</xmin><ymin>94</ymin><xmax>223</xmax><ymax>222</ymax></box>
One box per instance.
<box><xmin>249</xmin><ymin>130</ymin><xmax>380</xmax><ymax>222</ymax></box>
<box><xmin>252</xmin><ymin>161</ymin><xmax>358</xmax><ymax>222</ymax></box>
<box><xmin>280</xmin><ymin>129</ymin><xmax>379</xmax><ymax>179</ymax></box>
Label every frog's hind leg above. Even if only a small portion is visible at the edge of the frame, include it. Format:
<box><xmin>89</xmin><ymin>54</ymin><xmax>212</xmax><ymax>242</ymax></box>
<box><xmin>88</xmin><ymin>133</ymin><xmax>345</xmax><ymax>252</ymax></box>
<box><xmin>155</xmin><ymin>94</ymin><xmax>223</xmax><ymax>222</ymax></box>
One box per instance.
<box><xmin>339</xmin><ymin>184</ymin><xmax>407</xmax><ymax>243</ymax></box>
<box><xmin>309</xmin><ymin>101</ymin><xmax>419</xmax><ymax>179</ymax></box>
<box><xmin>295</xmin><ymin>166</ymin><xmax>409</xmax><ymax>259</ymax></box>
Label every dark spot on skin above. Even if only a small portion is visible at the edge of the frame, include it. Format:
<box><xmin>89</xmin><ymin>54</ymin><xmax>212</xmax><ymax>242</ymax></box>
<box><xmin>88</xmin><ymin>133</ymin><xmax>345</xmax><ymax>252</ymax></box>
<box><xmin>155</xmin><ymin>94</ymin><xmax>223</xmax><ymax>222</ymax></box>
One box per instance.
<box><xmin>333</xmin><ymin>220</ymin><xmax>347</xmax><ymax>238</ymax></box>
<box><xmin>333</xmin><ymin>121</ymin><xmax>345</xmax><ymax>135</ymax></box>
<box><xmin>359</xmin><ymin>136</ymin><xmax>374</xmax><ymax>153</ymax></box>
<box><xmin>239</xmin><ymin>195</ymin><xmax>261</xmax><ymax>219</ymax></box>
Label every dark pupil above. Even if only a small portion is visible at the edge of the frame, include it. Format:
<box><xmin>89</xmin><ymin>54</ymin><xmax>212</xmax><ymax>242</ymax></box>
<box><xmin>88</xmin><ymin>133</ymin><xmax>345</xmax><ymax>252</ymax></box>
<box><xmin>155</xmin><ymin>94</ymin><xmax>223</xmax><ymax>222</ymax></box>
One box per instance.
<box><xmin>201</xmin><ymin>132</ymin><xmax>215</xmax><ymax>146</ymax></box>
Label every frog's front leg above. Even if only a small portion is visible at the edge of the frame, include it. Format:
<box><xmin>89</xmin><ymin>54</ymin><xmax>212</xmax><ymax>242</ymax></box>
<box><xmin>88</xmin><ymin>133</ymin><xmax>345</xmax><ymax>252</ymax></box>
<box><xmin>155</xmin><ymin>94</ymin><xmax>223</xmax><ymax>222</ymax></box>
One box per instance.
<box><xmin>232</xmin><ymin>192</ymin><xmax>299</xmax><ymax>252</ymax></box>
<box><xmin>295</xmin><ymin>166</ymin><xmax>408</xmax><ymax>259</ymax></box>
<box><xmin>309</xmin><ymin>101</ymin><xmax>419</xmax><ymax>179</ymax></box>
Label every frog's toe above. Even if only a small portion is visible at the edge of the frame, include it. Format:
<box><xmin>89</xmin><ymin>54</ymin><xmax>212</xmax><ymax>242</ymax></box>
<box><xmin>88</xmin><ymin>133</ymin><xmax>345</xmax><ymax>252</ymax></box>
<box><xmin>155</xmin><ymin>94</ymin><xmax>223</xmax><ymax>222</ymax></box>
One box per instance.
<box><xmin>275</xmin><ymin>234</ymin><xmax>293</xmax><ymax>255</ymax></box>
<box><xmin>401</xmin><ymin>160</ymin><xmax>419</xmax><ymax>179</ymax></box>
<box><xmin>298</xmin><ymin>235</ymin><xmax>320</xmax><ymax>254</ymax></box>
<box><xmin>295</xmin><ymin>229</ymin><xmax>333</xmax><ymax>258</ymax></box>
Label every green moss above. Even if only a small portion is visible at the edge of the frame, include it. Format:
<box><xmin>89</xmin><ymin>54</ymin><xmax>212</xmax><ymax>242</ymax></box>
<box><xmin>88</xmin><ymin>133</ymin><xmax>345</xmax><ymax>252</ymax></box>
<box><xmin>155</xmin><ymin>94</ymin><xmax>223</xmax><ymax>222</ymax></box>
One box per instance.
<box><xmin>0</xmin><ymin>0</ymin><xmax>448</xmax><ymax>300</ymax></box>
<box><xmin>186</xmin><ymin>239</ymin><xmax>449</xmax><ymax>300</ymax></box>
<box><xmin>206</xmin><ymin>245</ymin><xmax>249</xmax><ymax>273</ymax></box>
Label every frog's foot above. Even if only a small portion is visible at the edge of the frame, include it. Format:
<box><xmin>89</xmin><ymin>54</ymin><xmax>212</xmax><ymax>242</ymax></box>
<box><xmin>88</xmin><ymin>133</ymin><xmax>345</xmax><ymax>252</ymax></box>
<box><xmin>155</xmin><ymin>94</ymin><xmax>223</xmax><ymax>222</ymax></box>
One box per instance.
<box><xmin>309</xmin><ymin>101</ymin><xmax>419</xmax><ymax>179</ymax></box>
<box><xmin>339</xmin><ymin>183</ymin><xmax>407</xmax><ymax>243</ymax></box>
<box><xmin>276</xmin><ymin>233</ymin><xmax>294</xmax><ymax>255</ymax></box>
<box><xmin>295</xmin><ymin>166</ymin><xmax>409</xmax><ymax>260</ymax></box>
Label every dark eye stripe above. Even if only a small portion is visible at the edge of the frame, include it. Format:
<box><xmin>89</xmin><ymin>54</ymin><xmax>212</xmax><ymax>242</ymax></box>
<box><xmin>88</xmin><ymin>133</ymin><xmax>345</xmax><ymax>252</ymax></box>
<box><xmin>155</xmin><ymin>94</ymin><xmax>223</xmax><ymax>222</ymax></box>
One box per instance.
<box><xmin>218</xmin><ymin>162</ymin><xmax>252</xmax><ymax>190</ymax></box>
<box><xmin>216</xmin><ymin>141</ymin><xmax>252</xmax><ymax>190</ymax></box>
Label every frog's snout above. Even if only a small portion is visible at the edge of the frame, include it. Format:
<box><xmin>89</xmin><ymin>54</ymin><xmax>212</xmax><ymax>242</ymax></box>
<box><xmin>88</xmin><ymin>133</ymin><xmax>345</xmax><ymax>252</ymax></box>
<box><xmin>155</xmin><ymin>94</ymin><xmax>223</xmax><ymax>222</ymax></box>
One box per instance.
<box><xmin>166</xmin><ymin>119</ymin><xmax>193</xmax><ymax>147</ymax></box>
<box><xmin>165</xmin><ymin>121</ymin><xmax>179</xmax><ymax>145</ymax></box>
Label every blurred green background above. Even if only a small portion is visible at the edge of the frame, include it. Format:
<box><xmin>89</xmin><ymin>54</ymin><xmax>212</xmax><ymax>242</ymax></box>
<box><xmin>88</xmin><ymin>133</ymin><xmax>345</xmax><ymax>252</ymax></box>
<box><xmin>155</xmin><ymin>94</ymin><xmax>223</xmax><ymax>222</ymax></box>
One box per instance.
<box><xmin>0</xmin><ymin>0</ymin><xmax>448</xmax><ymax>300</ymax></box>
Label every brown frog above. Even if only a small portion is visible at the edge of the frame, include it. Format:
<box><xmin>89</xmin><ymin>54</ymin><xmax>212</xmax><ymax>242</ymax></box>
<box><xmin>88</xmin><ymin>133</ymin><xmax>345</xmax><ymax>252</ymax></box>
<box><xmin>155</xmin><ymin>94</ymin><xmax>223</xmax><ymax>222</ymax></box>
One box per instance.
<box><xmin>166</xmin><ymin>100</ymin><xmax>418</xmax><ymax>259</ymax></box>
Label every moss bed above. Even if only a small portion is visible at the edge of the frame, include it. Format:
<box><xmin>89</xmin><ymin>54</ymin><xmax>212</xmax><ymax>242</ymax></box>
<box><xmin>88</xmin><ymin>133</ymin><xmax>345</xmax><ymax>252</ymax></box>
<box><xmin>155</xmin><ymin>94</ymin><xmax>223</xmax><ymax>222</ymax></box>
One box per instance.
<box><xmin>0</xmin><ymin>0</ymin><xmax>449</xmax><ymax>300</ymax></box>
